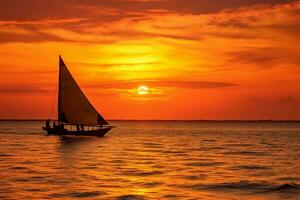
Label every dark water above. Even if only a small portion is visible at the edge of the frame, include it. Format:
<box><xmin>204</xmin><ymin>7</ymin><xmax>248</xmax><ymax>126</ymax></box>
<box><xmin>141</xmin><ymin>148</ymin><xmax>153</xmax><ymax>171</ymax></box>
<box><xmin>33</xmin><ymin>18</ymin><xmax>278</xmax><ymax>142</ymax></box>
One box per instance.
<box><xmin>0</xmin><ymin>121</ymin><xmax>299</xmax><ymax>200</ymax></box>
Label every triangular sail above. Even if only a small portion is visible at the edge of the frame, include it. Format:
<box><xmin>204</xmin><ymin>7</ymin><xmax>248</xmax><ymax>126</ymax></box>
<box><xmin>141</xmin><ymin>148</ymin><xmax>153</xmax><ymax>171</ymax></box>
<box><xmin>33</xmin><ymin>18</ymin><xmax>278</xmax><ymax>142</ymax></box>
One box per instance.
<box><xmin>58</xmin><ymin>56</ymin><xmax>108</xmax><ymax>125</ymax></box>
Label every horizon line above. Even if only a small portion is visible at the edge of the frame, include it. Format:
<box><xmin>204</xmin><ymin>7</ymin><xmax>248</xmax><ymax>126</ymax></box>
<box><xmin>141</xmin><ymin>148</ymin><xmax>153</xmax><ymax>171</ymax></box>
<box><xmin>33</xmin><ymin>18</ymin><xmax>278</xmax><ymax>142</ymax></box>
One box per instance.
<box><xmin>0</xmin><ymin>119</ymin><xmax>300</xmax><ymax>122</ymax></box>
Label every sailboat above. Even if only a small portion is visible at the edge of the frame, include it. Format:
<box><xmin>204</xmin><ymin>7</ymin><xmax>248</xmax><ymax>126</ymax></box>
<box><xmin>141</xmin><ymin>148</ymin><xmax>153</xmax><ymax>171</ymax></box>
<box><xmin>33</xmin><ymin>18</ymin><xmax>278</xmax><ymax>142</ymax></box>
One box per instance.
<box><xmin>43</xmin><ymin>56</ymin><xmax>113</xmax><ymax>137</ymax></box>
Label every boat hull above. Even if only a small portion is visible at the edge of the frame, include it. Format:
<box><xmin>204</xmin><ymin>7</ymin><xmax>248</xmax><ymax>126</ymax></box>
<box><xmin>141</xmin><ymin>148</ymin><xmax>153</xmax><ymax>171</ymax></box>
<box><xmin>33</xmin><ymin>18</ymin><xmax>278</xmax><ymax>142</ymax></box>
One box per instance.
<box><xmin>43</xmin><ymin>126</ymin><xmax>111</xmax><ymax>137</ymax></box>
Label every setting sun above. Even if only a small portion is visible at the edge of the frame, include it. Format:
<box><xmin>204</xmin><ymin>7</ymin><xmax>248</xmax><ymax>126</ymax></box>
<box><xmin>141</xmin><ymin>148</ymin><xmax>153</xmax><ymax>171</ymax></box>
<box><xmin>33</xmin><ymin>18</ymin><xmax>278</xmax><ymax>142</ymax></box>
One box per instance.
<box><xmin>137</xmin><ymin>86</ymin><xmax>149</xmax><ymax>95</ymax></box>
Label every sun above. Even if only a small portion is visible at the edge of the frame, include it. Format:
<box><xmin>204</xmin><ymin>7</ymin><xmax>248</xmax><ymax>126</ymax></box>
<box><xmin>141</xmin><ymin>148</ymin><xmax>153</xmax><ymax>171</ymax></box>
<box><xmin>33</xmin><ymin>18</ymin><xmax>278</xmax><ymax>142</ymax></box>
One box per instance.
<box><xmin>137</xmin><ymin>85</ymin><xmax>149</xmax><ymax>95</ymax></box>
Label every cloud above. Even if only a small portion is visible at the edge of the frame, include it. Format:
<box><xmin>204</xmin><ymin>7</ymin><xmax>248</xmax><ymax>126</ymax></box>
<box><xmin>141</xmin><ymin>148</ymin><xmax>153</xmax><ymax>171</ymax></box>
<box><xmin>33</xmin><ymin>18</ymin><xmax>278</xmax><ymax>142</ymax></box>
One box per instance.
<box><xmin>0</xmin><ymin>18</ymin><xmax>86</xmax><ymax>25</ymax></box>
<box><xmin>249</xmin><ymin>95</ymin><xmax>298</xmax><ymax>105</ymax></box>
<box><xmin>0</xmin><ymin>85</ymin><xmax>50</xmax><ymax>93</ymax></box>
<box><xmin>228</xmin><ymin>47</ymin><xmax>300</xmax><ymax>69</ymax></box>
<box><xmin>87</xmin><ymin>80</ymin><xmax>237</xmax><ymax>89</ymax></box>
<box><xmin>2</xmin><ymin>70</ymin><xmax>56</xmax><ymax>75</ymax></box>
<box><xmin>0</xmin><ymin>17</ymin><xmax>88</xmax><ymax>43</ymax></box>
<box><xmin>1</xmin><ymin>0</ymin><xmax>297</xmax><ymax>21</ymax></box>
<box><xmin>0</xmin><ymin>1</ymin><xmax>299</xmax><ymax>46</ymax></box>
<box><xmin>0</xmin><ymin>31</ymin><xmax>68</xmax><ymax>43</ymax></box>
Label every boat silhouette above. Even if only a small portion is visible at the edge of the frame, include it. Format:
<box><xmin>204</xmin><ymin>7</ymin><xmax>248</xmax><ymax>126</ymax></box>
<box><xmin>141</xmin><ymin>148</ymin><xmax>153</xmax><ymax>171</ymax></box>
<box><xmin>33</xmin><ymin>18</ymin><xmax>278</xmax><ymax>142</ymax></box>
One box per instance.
<box><xmin>43</xmin><ymin>56</ymin><xmax>112</xmax><ymax>136</ymax></box>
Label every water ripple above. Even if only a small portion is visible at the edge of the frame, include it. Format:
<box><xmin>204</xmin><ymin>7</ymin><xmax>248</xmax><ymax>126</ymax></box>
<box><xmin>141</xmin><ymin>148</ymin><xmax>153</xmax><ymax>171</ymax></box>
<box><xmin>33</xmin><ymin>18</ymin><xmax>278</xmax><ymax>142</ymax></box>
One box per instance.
<box><xmin>1</xmin><ymin>121</ymin><xmax>299</xmax><ymax>200</ymax></box>
<box><xmin>50</xmin><ymin>191</ymin><xmax>105</xmax><ymax>198</ymax></box>
<box><xmin>116</xmin><ymin>195</ymin><xmax>146</xmax><ymax>200</ymax></box>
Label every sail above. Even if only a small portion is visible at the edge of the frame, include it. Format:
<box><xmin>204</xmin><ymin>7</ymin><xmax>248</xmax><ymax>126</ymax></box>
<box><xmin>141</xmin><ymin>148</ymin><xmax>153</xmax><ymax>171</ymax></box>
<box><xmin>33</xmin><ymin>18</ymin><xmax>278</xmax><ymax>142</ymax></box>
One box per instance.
<box><xmin>58</xmin><ymin>56</ymin><xmax>108</xmax><ymax>125</ymax></box>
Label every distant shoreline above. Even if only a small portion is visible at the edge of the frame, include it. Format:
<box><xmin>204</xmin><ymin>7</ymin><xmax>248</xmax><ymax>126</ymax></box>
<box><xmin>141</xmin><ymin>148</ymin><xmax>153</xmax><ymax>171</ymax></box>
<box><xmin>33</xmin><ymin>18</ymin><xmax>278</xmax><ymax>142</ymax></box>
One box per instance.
<box><xmin>0</xmin><ymin>119</ymin><xmax>299</xmax><ymax>122</ymax></box>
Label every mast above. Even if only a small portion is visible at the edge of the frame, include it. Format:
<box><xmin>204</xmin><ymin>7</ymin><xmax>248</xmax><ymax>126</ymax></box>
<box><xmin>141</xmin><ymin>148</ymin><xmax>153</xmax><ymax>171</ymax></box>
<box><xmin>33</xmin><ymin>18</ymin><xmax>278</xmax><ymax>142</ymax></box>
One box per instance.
<box><xmin>58</xmin><ymin>55</ymin><xmax>62</xmax><ymax>122</ymax></box>
<box><xmin>58</xmin><ymin>56</ymin><xmax>69</xmax><ymax>123</ymax></box>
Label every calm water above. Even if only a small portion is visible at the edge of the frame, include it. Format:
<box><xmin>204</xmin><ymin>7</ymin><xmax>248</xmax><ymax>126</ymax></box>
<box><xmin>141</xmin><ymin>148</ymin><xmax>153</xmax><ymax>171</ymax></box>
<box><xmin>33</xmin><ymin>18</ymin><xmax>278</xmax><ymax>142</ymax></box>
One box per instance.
<box><xmin>0</xmin><ymin>121</ymin><xmax>299</xmax><ymax>200</ymax></box>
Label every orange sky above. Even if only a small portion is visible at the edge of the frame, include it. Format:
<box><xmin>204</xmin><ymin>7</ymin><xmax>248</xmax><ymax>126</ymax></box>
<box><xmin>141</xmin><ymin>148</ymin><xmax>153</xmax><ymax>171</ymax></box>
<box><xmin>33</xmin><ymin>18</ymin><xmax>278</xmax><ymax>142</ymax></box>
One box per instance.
<box><xmin>0</xmin><ymin>0</ymin><xmax>300</xmax><ymax>120</ymax></box>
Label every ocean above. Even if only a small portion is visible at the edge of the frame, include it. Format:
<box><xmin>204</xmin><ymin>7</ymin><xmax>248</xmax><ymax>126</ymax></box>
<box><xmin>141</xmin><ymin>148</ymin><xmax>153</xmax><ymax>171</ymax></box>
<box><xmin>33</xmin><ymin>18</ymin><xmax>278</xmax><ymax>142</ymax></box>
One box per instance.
<box><xmin>0</xmin><ymin>121</ymin><xmax>299</xmax><ymax>200</ymax></box>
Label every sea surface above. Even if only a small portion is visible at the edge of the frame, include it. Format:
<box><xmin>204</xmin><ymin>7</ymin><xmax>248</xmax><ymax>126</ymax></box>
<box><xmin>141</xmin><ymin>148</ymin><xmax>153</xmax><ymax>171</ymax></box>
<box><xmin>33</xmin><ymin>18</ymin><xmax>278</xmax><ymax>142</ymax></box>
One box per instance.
<box><xmin>0</xmin><ymin>121</ymin><xmax>299</xmax><ymax>200</ymax></box>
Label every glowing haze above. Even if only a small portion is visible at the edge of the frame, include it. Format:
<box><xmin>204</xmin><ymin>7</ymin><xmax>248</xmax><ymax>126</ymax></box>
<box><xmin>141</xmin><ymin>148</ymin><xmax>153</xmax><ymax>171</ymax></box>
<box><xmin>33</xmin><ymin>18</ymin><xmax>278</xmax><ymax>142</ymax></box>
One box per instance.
<box><xmin>0</xmin><ymin>0</ymin><xmax>300</xmax><ymax>120</ymax></box>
